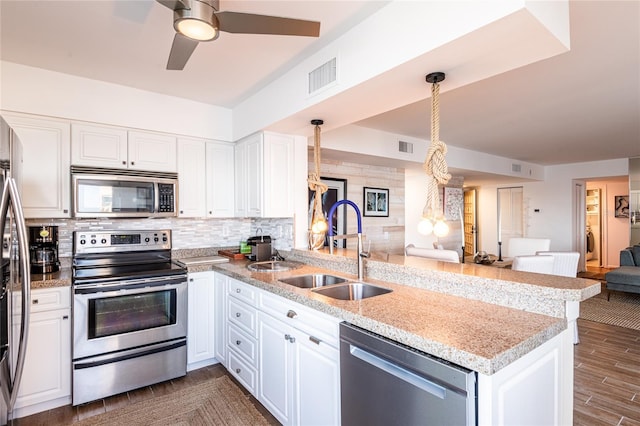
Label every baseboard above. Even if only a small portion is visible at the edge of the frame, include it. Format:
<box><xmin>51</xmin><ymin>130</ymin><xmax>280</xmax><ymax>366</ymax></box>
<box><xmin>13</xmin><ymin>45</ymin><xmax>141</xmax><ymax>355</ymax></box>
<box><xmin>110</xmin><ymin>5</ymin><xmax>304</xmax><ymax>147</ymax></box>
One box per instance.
<box><xmin>187</xmin><ymin>357</ymin><xmax>219</xmax><ymax>372</ymax></box>
<box><xmin>12</xmin><ymin>395</ymin><xmax>71</xmax><ymax>419</ymax></box>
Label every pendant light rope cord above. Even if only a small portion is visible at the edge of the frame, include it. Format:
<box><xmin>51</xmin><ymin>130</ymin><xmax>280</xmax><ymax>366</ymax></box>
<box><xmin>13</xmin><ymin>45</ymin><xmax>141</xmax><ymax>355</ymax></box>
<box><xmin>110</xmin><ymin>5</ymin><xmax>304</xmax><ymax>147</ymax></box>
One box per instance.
<box><xmin>423</xmin><ymin>79</ymin><xmax>451</xmax><ymax>215</ymax></box>
<box><xmin>308</xmin><ymin>123</ymin><xmax>328</xmax><ymax>222</ymax></box>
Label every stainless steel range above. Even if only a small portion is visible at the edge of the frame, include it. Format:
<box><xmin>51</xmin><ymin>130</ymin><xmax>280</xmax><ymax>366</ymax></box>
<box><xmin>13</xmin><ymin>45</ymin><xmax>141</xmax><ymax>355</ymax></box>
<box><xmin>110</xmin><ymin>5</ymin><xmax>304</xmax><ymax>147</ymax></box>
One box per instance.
<box><xmin>71</xmin><ymin>229</ymin><xmax>188</xmax><ymax>406</ymax></box>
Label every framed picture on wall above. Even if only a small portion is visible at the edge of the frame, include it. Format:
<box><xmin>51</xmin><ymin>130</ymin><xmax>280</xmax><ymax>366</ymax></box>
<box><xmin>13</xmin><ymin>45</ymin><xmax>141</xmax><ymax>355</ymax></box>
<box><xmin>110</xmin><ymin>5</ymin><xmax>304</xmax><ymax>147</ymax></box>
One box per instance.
<box><xmin>615</xmin><ymin>195</ymin><xmax>629</xmax><ymax>218</ymax></box>
<box><xmin>308</xmin><ymin>177</ymin><xmax>347</xmax><ymax>248</ymax></box>
<box><xmin>363</xmin><ymin>187</ymin><xmax>389</xmax><ymax>217</ymax></box>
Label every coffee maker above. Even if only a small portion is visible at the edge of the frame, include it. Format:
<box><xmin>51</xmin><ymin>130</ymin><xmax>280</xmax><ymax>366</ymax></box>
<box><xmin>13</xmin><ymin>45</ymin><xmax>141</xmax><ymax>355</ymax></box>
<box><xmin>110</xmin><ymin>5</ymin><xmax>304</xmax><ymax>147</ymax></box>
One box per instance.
<box><xmin>29</xmin><ymin>225</ymin><xmax>60</xmax><ymax>274</ymax></box>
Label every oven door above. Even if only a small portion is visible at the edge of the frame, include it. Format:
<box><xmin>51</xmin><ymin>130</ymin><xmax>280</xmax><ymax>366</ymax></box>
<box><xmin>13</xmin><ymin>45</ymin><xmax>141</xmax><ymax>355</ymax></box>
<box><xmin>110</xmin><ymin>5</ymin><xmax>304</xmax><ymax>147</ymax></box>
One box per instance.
<box><xmin>73</xmin><ymin>276</ymin><xmax>187</xmax><ymax>360</ymax></box>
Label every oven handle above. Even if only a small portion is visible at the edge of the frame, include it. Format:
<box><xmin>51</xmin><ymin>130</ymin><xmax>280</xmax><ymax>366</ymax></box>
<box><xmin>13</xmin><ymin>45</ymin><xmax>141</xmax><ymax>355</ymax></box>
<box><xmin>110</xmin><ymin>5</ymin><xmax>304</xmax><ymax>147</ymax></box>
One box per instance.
<box><xmin>74</xmin><ymin>276</ymin><xmax>186</xmax><ymax>294</ymax></box>
<box><xmin>73</xmin><ymin>339</ymin><xmax>186</xmax><ymax>370</ymax></box>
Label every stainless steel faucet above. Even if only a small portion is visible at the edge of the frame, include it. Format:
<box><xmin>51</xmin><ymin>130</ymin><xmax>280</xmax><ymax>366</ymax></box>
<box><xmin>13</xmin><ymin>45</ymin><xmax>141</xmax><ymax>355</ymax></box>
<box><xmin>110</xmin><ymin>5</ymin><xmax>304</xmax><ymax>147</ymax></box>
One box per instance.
<box><xmin>327</xmin><ymin>200</ymin><xmax>370</xmax><ymax>281</ymax></box>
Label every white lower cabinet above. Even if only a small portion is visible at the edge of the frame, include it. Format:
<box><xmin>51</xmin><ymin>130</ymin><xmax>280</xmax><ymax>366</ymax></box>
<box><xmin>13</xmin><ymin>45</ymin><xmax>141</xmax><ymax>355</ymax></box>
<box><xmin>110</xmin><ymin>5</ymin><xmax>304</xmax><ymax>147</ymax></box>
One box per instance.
<box><xmin>226</xmin><ymin>278</ymin><xmax>258</xmax><ymax>396</ymax></box>
<box><xmin>221</xmin><ymin>276</ymin><xmax>341</xmax><ymax>424</ymax></box>
<box><xmin>213</xmin><ymin>272</ymin><xmax>228</xmax><ymax>366</ymax></box>
<box><xmin>257</xmin><ymin>293</ymin><xmax>341</xmax><ymax>426</ymax></box>
<box><xmin>187</xmin><ymin>272</ymin><xmax>217</xmax><ymax>371</ymax></box>
<box><xmin>13</xmin><ymin>287</ymin><xmax>71</xmax><ymax>419</ymax></box>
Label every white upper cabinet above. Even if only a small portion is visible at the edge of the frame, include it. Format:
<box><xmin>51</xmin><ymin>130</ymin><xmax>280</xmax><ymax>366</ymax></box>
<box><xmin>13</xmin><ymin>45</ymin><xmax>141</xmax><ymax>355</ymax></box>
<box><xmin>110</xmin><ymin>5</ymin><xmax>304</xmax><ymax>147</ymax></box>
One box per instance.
<box><xmin>177</xmin><ymin>137</ymin><xmax>207</xmax><ymax>217</ymax></box>
<box><xmin>128</xmin><ymin>130</ymin><xmax>177</xmax><ymax>172</ymax></box>
<box><xmin>206</xmin><ymin>140</ymin><xmax>235</xmax><ymax>217</ymax></box>
<box><xmin>234</xmin><ymin>131</ymin><xmax>294</xmax><ymax>218</ymax></box>
<box><xmin>71</xmin><ymin>123</ymin><xmax>127</xmax><ymax>169</ymax></box>
<box><xmin>177</xmin><ymin>137</ymin><xmax>235</xmax><ymax>218</ymax></box>
<box><xmin>2</xmin><ymin>112</ymin><xmax>71</xmax><ymax>218</ymax></box>
<box><xmin>72</xmin><ymin>123</ymin><xmax>177</xmax><ymax>172</ymax></box>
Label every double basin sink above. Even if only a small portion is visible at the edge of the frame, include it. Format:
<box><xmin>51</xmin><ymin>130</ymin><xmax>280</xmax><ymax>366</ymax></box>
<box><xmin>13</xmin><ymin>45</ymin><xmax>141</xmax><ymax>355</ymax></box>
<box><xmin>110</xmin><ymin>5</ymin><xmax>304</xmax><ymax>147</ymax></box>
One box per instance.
<box><xmin>246</xmin><ymin>261</ymin><xmax>392</xmax><ymax>301</ymax></box>
<box><xmin>278</xmin><ymin>273</ymin><xmax>392</xmax><ymax>301</ymax></box>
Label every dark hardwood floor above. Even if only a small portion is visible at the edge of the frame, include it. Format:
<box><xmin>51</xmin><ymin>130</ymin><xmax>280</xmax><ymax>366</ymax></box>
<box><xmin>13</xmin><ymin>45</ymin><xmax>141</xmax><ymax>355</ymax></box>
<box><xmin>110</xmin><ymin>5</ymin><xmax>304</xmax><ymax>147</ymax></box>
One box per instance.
<box><xmin>13</xmin><ymin>364</ymin><xmax>280</xmax><ymax>426</ymax></box>
<box><xmin>574</xmin><ymin>319</ymin><xmax>640</xmax><ymax>425</ymax></box>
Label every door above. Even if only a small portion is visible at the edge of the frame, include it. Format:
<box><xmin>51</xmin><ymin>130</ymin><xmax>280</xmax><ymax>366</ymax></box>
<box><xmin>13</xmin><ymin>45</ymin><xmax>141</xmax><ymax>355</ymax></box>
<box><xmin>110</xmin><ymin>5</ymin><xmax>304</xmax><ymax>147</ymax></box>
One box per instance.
<box><xmin>585</xmin><ymin>187</ymin><xmax>602</xmax><ymax>267</ymax></box>
<box><xmin>573</xmin><ymin>180</ymin><xmax>587</xmax><ymax>272</ymax></box>
<box><xmin>257</xmin><ymin>312</ymin><xmax>292</xmax><ymax>425</ymax></box>
<box><xmin>187</xmin><ymin>272</ymin><xmax>215</xmax><ymax>367</ymax></box>
<box><xmin>463</xmin><ymin>189</ymin><xmax>477</xmax><ymax>257</ymax></box>
<box><xmin>4</xmin><ymin>113</ymin><xmax>71</xmax><ymax>218</ymax></box>
<box><xmin>498</xmin><ymin>187</ymin><xmax>524</xmax><ymax>255</ymax></box>
<box><xmin>177</xmin><ymin>138</ymin><xmax>206</xmax><ymax>217</ymax></box>
<box><xmin>294</xmin><ymin>335</ymin><xmax>340</xmax><ymax>426</ymax></box>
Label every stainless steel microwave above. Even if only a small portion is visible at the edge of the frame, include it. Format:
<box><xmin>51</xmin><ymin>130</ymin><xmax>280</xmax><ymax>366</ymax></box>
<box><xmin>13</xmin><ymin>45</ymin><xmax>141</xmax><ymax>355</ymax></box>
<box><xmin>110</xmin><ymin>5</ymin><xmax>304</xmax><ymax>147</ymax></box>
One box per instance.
<box><xmin>71</xmin><ymin>166</ymin><xmax>177</xmax><ymax>218</ymax></box>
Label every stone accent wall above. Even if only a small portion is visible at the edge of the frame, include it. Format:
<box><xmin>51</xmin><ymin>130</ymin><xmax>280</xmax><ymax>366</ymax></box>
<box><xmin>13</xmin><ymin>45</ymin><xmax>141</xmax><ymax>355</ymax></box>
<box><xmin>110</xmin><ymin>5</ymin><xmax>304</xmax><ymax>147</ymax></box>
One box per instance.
<box><xmin>309</xmin><ymin>155</ymin><xmax>405</xmax><ymax>257</ymax></box>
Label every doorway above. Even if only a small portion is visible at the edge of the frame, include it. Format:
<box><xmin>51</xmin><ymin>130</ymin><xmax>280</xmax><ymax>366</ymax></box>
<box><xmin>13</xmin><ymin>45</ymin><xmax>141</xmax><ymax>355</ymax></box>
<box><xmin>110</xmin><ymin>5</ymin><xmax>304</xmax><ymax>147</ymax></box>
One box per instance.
<box><xmin>585</xmin><ymin>187</ymin><xmax>602</xmax><ymax>267</ymax></box>
<box><xmin>463</xmin><ymin>189</ymin><xmax>477</xmax><ymax>257</ymax></box>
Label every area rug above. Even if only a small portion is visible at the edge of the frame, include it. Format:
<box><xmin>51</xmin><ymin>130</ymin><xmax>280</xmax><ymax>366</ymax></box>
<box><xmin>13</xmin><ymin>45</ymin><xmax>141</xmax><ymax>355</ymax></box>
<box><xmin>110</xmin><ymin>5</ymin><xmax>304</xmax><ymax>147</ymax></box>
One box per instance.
<box><xmin>580</xmin><ymin>288</ymin><xmax>640</xmax><ymax>331</ymax></box>
<box><xmin>76</xmin><ymin>375</ymin><xmax>271</xmax><ymax>426</ymax></box>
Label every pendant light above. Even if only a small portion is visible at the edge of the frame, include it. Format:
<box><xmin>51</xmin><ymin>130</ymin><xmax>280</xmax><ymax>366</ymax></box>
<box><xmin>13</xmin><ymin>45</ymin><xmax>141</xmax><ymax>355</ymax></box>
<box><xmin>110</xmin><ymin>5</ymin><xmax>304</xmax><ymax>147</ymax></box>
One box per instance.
<box><xmin>418</xmin><ymin>72</ymin><xmax>451</xmax><ymax>237</ymax></box>
<box><xmin>308</xmin><ymin>119</ymin><xmax>329</xmax><ymax>250</ymax></box>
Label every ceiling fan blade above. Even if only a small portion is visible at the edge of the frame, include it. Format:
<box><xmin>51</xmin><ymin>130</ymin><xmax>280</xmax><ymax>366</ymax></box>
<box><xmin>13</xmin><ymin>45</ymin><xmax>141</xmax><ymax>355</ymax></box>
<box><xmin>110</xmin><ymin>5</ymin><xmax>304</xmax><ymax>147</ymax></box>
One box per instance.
<box><xmin>166</xmin><ymin>33</ymin><xmax>200</xmax><ymax>70</ymax></box>
<box><xmin>216</xmin><ymin>11</ymin><xmax>320</xmax><ymax>37</ymax></box>
<box><xmin>156</xmin><ymin>0</ymin><xmax>189</xmax><ymax>11</ymax></box>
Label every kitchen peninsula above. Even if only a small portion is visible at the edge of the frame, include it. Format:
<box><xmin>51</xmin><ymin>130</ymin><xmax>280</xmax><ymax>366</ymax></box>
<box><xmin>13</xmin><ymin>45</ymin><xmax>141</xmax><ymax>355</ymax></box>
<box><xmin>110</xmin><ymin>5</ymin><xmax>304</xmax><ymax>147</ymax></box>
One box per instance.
<box><xmin>200</xmin><ymin>247</ymin><xmax>599</xmax><ymax>426</ymax></box>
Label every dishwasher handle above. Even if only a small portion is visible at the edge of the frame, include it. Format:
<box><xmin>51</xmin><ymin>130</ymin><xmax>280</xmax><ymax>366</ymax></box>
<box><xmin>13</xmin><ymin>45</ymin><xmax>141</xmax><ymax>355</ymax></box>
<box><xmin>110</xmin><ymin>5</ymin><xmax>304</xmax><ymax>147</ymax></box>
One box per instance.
<box><xmin>349</xmin><ymin>344</ymin><xmax>446</xmax><ymax>399</ymax></box>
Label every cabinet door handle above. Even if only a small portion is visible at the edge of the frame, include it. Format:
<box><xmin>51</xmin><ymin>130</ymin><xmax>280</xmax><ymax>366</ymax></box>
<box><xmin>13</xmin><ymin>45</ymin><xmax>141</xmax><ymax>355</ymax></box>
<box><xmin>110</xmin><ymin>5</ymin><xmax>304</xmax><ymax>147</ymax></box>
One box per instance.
<box><xmin>62</xmin><ymin>315</ymin><xmax>69</xmax><ymax>320</ymax></box>
<box><xmin>32</xmin><ymin>299</ymin><xmax>38</xmax><ymax>305</ymax></box>
<box><xmin>122</xmin><ymin>161</ymin><xmax>126</xmax><ymax>165</ymax></box>
<box><xmin>236</xmin><ymin>288</ymin><xmax>241</xmax><ymax>293</ymax></box>
<box><xmin>284</xmin><ymin>334</ymin><xmax>295</xmax><ymax>343</ymax></box>
<box><xmin>286</xmin><ymin>310</ymin><xmax>297</xmax><ymax>319</ymax></box>
<box><xmin>189</xmin><ymin>278</ymin><xmax>193</xmax><ymax>282</ymax></box>
<box><xmin>235</xmin><ymin>312</ymin><xmax>241</xmax><ymax>318</ymax></box>
<box><xmin>236</xmin><ymin>340</ymin><xmax>241</xmax><ymax>346</ymax></box>
<box><xmin>63</xmin><ymin>209</ymin><xmax>69</xmax><ymax>214</ymax></box>
<box><xmin>235</xmin><ymin>368</ymin><xmax>241</xmax><ymax>374</ymax></box>
<box><xmin>131</xmin><ymin>161</ymin><xmax>135</xmax><ymax>166</ymax></box>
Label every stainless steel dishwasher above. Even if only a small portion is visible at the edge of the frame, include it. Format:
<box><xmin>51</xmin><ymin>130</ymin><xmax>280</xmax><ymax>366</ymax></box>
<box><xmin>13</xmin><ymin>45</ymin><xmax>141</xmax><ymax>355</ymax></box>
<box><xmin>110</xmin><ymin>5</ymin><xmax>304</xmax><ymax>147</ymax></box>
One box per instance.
<box><xmin>340</xmin><ymin>323</ymin><xmax>477</xmax><ymax>426</ymax></box>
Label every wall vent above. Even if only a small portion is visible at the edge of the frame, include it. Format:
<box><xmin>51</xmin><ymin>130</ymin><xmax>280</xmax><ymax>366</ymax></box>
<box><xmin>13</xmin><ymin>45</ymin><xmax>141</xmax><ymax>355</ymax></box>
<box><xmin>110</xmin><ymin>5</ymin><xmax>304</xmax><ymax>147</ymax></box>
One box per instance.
<box><xmin>398</xmin><ymin>140</ymin><xmax>413</xmax><ymax>153</ymax></box>
<box><xmin>512</xmin><ymin>163</ymin><xmax>522</xmax><ymax>173</ymax></box>
<box><xmin>308</xmin><ymin>58</ymin><xmax>337</xmax><ymax>94</ymax></box>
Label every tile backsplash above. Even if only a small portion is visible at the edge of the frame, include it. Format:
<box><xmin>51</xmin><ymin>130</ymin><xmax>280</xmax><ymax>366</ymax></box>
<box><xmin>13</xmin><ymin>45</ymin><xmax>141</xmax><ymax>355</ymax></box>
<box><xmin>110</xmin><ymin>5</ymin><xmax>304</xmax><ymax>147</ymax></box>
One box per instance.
<box><xmin>26</xmin><ymin>217</ymin><xmax>294</xmax><ymax>259</ymax></box>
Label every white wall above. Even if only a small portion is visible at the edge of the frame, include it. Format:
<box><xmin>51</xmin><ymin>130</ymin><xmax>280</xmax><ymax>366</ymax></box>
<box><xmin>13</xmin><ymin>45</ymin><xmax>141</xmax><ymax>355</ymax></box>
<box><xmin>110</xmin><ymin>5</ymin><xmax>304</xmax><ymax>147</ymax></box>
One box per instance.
<box><xmin>0</xmin><ymin>61</ymin><xmax>232</xmax><ymax>141</ymax></box>
<box><xmin>468</xmin><ymin>159</ymin><xmax>629</xmax><ymax>257</ymax></box>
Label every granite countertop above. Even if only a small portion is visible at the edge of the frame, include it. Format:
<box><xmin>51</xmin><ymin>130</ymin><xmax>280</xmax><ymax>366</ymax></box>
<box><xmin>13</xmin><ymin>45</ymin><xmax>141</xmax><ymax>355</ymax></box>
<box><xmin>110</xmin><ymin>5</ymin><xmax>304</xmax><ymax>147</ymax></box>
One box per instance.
<box><xmin>31</xmin><ymin>268</ymin><xmax>72</xmax><ymax>289</ymax></box>
<box><xmin>210</xmin><ymin>258</ymin><xmax>567</xmax><ymax>376</ymax></box>
<box><xmin>31</xmin><ymin>247</ymin><xmax>598</xmax><ymax>376</ymax></box>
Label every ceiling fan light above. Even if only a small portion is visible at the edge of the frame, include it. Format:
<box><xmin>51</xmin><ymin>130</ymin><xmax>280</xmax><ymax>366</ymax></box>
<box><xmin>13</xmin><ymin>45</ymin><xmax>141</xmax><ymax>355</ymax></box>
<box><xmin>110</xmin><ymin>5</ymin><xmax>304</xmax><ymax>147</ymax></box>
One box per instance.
<box><xmin>176</xmin><ymin>17</ymin><xmax>217</xmax><ymax>41</ymax></box>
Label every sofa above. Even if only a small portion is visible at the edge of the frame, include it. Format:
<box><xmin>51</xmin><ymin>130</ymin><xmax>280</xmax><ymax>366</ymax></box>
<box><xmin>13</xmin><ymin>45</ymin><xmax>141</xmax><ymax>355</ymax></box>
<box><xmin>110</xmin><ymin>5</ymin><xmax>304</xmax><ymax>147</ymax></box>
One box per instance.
<box><xmin>405</xmin><ymin>244</ymin><xmax>460</xmax><ymax>263</ymax></box>
<box><xmin>605</xmin><ymin>245</ymin><xmax>640</xmax><ymax>296</ymax></box>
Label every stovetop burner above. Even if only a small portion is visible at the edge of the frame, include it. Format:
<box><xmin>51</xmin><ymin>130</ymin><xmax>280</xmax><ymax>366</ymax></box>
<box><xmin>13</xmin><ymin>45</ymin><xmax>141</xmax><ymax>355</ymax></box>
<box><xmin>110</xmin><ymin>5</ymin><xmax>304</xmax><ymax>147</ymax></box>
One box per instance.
<box><xmin>72</xmin><ymin>229</ymin><xmax>187</xmax><ymax>286</ymax></box>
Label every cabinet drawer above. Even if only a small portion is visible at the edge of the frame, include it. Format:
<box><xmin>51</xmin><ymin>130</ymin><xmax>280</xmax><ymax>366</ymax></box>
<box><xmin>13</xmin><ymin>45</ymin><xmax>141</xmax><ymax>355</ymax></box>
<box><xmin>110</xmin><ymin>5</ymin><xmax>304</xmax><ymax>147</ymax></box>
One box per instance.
<box><xmin>14</xmin><ymin>286</ymin><xmax>70</xmax><ymax>315</ymax></box>
<box><xmin>227</xmin><ymin>351</ymin><xmax>257</xmax><ymax>396</ymax></box>
<box><xmin>228</xmin><ymin>298</ymin><xmax>257</xmax><ymax>337</ymax></box>
<box><xmin>258</xmin><ymin>292</ymin><xmax>340</xmax><ymax>348</ymax></box>
<box><xmin>227</xmin><ymin>323</ymin><xmax>257</xmax><ymax>366</ymax></box>
<box><xmin>228</xmin><ymin>278</ymin><xmax>256</xmax><ymax>306</ymax></box>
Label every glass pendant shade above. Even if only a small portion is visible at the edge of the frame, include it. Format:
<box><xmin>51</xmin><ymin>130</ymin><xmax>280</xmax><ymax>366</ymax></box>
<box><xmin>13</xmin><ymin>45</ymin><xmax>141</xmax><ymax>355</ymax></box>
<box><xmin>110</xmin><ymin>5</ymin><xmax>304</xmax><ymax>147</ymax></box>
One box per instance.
<box><xmin>176</xmin><ymin>18</ymin><xmax>217</xmax><ymax>41</ymax></box>
<box><xmin>418</xmin><ymin>217</ymin><xmax>434</xmax><ymax>235</ymax></box>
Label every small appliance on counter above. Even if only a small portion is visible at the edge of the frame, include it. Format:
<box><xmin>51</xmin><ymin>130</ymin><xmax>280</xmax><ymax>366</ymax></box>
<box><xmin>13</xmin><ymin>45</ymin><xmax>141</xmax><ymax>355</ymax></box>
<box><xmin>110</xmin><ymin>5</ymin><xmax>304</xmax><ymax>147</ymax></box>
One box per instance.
<box><xmin>29</xmin><ymin>225</ymin><xmax>60</xmax><ymax>274</ymax></box>
<box><xmin>247</xmin><ymin>235</ymin><xmax>272</xmax><ymax>262</ymax></box>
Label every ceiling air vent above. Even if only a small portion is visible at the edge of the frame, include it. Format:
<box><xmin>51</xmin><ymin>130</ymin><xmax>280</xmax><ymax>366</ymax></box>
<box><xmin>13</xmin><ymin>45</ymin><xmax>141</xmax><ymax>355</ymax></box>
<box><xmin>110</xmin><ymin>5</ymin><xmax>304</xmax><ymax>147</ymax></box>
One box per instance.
<box><xmin>398</xmin><ymin>140</ymin><xmax>413</xmax><ymax>153</ymax></box>
<box><xmin>512</xmin><ymin>163</ymin><xmax>522</xmax><ymax>173</ymax></box>
<box><xmin>308</xmin><ymin>57</ymin><xmax>336</xmax><ymax>94</ymax></box>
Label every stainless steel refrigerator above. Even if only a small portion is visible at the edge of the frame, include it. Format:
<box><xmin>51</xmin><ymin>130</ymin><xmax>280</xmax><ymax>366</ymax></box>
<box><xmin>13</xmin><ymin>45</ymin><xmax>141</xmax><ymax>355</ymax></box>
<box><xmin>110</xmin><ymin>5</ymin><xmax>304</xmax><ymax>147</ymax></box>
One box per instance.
<box><xmin>0</xmin><ymin>116</ymin><xmax>31</xmax><ymax>425</ymax></box>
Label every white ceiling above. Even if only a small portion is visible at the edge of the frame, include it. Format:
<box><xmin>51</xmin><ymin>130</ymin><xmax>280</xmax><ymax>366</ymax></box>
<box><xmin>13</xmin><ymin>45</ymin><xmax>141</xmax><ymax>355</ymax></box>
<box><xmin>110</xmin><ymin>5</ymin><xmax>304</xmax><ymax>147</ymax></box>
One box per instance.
<box><xmin>1</xmin><ymin>1</ymin><xmax>639</xmax><ymax>172</ymax></box>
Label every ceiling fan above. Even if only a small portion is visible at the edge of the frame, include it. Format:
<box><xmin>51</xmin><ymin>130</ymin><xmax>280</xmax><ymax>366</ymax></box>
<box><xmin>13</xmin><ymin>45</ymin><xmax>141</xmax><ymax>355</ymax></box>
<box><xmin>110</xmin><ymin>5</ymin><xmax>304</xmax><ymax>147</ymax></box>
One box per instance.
<box><xmin>156</xmin><ymin>0</ymin><xmax>321</xmax><ymax>70</ymax></box>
